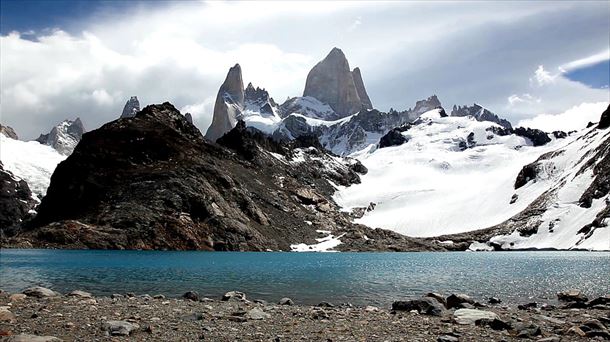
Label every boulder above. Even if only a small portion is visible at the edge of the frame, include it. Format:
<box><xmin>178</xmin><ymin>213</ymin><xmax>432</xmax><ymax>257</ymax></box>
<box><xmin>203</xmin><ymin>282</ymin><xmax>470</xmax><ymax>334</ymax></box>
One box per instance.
<box><xmin>514</xmin><ymin>322</ymin><xmax>542</xmax><ymax>338</ymax></box>
<box><xmin>102</xmin><ymin>320</ymin><xmax>140</xmax><ymax>336</ymax></box>
<box><xmin>392</xmin><ymin>297</ymin><xmax>445</xmax><ymax>316</ymax></box>
<box><xmin>453</xmin><ymin>309</ymin><xmax>498</xmax><ymax>325</ymax></box>
<box><xmin>446</xmin><ymin>293</ymin><xmax>475</xmax><ymax>309</ymax></box>
<box><xmin>475</xmin><ymin>317</ymin><xmax>512</xmax><ymax>331</ymax></box>
<box><xmin>182</xmin><ymin>291</ymin><xmax>199</xmax><ymax>301</ymax></box>
<box><xmin>245</xmin><ymin>307</ymin><xmax>270</xmax><ymax>320</ymax></box>
<box><xmin>67</xmin><ymin>290</ymin><xmax>92</xmax><ymax>298</ymax></box>
<box><xmin>22</xmin><ymin>286</ymin><xmax>60</xmax><ymax>298</ymax></box>
<box><xmin>278</xmin><ymin>297</ymin><xmax>294</xmax><ymax>306</ymax></box>
<box><xmin>9</xmin><ymin>293</ymin><xmax>27</xmax><ymax>302</ymax></box>
<box><xmin>557</xmin><ymin>289</ymin><xmax>588</xmax><ymax>303</ymax></box>
<box><xmin>222</xmin><ymin>291</ymin><xmax>246</xmax><ymax>302</ymax></box>
<box><xmin>0</xmin><ymin>308</ymin><xmax>16</xmax><ymax>323</ymax></box>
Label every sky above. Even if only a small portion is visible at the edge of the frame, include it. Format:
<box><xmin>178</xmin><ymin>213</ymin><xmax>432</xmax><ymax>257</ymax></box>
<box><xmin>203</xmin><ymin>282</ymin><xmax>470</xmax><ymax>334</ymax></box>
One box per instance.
<box><xmin>1</xmin><ymin>0</ymin><xmax>609</xmax><ymax>139</ymax></box>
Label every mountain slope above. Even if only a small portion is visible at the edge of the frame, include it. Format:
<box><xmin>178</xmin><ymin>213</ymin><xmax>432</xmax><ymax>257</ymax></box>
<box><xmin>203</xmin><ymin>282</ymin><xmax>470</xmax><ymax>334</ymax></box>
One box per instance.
<box><xmin>333</xmin><ymin>108</ymin><xmax>568</xmax><ymax>237</ymax></box>
<box><xmin>35</xmin><ymin>118</ymin><xmax>85</xmax><ymax>155</ymax></box>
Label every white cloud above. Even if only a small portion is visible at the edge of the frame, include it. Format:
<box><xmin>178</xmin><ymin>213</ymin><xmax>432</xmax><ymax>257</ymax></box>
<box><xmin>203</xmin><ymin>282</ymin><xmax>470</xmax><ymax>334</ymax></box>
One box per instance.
<box><xmin>529</xmin><ymin>65</ymin><xmax>558</xmax><ymax>87</ymax></box>
<box><xmin>559</xmin><ymin>49</ymin><xmax>610</xmax><ymax>72</ymax></box>
<box><xmin>517</xmin><ymin>102</ymin><xmax>608</xmax><ymax>132</ymax></box>
<box><xmin>0</xmin><ymin>1</ymin><xmax>608</xmax><ymax>139</ymax></box>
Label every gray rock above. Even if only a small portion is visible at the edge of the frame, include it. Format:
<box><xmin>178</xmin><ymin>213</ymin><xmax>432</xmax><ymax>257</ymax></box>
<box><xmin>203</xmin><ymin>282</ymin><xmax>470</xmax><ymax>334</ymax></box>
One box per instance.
<box><xmin>182</xmin><ymin>291</ymin><xmax>199</xmax><ymax>301</ymax></box>
<box><xmin>557</xmin><ymin>289</ymin><xmax>588</xmax><ymax>303</ymax></box>
<box><xmin>488</xmin><ymin>297</ymin><xmax>502</xmax><ymax>304</ymax></box>
<box><xmin>437</xmin><ymin>335</ymin><xmax>459</xmax><ymax>342</ymax></box>
<box><xmin>453</xmin><ymin>309</ymin><xmax>499</xmax><ymax>325</ymax></box>
<box><xmin>246</xmin><ymin>307</ymin><xmax>270</xmax><ymax>320</ymax></box>
<box><xmin>392</xmin><ymin>297</ymin><xmax>445</xmax><ymax>316</ymax></box>
<box><xmin>303</xmin><ymin>47</ymin><xmax>364</xmax><ymax>118</ymax></box>
<box><xmin>0</xmin><ymin>125</ymin><xmax>18</xmax><ymax>139</ymax></box>
<box><xmin>514</xmin><ymin>322</ymin><xmax>542</xmax><ymax>338</ymax></box>
<box><xmin>278</xmin><ymin>297</ymin><xmax>294</xmax><ymax>306</ymax></box>
<box><xmin>311</xmin><ymin>308</ymin><xmax>329</xmax><ymax>320</ymax></box>
<box><xmin>120</xmin><ymin>96</ymin><xmax>140</xmax><ymax>118</ymax></box>
<box><xmin>0</xmin><ymin>308</ymin><xmax>16</xmax><ymax>323</ymax></box>
<box><xmin>22</xmin><ymin>286</ymin><xmax>60</xmax><ymax>298</ymax></box>
<box><xmin>205</xmin><ymin>64</ymin><xmax>245</xmax><ymax>141</ymax></box>
<box><xmin>102</xmin><ymin>320</ymin><xmax>140</xmax><ymax>336</ymax></box>
<box><xmin>3</xmin><ymin>334</ymin><xmax>62</xmax><ymax>342</ymax></box>
<box><xmin>184</xmin><ymin>112</ymin><xmax>193</xmax><ymax>124</ymax></box>
<box><xmin>475</xmin><ymin>317</ymin><xmax>512</xmax><ymax>331</ymax></box>
<box><xmin>426</xmin><ymin>292</ymin><xmax>447</xmax><ymax>307</ymax></box>
<box><xmin>537</xmin><ymin>337</ymin><xmax>560</xmax><ymax>342</ymax></box>
<box><xmin>351</xmin><ymin>67</ymin><xmax>372</xmax><ymax>109</ymax></box>
<box><xmin>67</xmin><ymin>290</ymin><xmax>92</xmax><ymax>298</ymax></box>
<box><xmin>317</xmin><ymin>301</ymin><xmax>335</xmax><ymax>308</ymax></box>
<box><xmin>222</xmin><ymin>291</ymin><xmax>246</xmax><ymax>302</ymax></box>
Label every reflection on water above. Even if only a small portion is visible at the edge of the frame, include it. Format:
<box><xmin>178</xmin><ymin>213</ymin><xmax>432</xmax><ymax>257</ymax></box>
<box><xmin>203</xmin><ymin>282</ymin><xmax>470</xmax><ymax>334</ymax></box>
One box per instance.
<box><xmin>1</xmin><ymin>249</ymin><xmax>608</xmax><ymax>306</ymax></box>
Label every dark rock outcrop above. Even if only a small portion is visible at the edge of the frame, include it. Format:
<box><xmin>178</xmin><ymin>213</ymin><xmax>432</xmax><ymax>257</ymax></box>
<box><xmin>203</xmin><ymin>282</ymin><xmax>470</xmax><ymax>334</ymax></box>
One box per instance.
<box><xmin>120</xmin><ymin>96</ymin><xmax>141</xmax><ymax>118</ymax></box>
<box><xmin>379</xmin><ymin>127</ymin><xmax>409</xmax><ymax>148</ymax></box>
<box><xmin>599</xmin><ymin>104</ymin><xmax>610</xmax><ymax>129</ymax></box>
<box><xmin>0</xmin><ymin>162</ymin><xmax>37</xmax><ymax>237</ymax></box>
<box><xmin>36</xmin><ymin>118</ymin><xmax>85</xmax><ymax>155</ymax></box>
<box><xmin>392</xmin><ymin>297</ymin><xmax>445</xmax><ymax>316</ymax></box>
<box><xmin>513</xmin><ymin>127</ymin><xmax>551</xmax><ymax>147</ymax></box>
<box><xmin>451</xmin><ymin>104</ymin><xmax>512</xmax><ymax>129</ymax></box>
<box><xmin>184</xmin><ymin>113</ymin><xmax>193</xmax><ymax>124</ymax></box>
<box><xmin>303</xmin><ymin>48</ymin><xmax>368</xmax><ymax>118</ymax></box>
<box><xmin>0</xmin><ymin>125</ymin><xmax>18</xmax><ymax>139</ymax></box>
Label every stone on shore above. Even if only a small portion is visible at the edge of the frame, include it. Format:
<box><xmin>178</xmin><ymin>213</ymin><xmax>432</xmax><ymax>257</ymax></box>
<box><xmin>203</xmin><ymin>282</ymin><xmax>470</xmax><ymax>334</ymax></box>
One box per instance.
<box><xmin>514</xmin><ymin>322</ymin><xmax>542</xmax><ymax>338</ymax></box>
<box><xmin>3</xmin><ymin>334</ymin><xmax>62</xmax><ymax>342</ymax></box>
<box><xmin>102</xmin><ymin>320</ymin><xmax>140</xmax><ymax>336</ymax></box>
<box><xmin>222</xmin><ymin>291</ymin><xmax>246</xmax><ymax>302</ymax></box>
<box><xmin>0</xmin><ymin>308</ymin><xmax>17</xmax><ymax>323</ymax></box>
<box><xmin>446</xmin><ymin>293</ymin><xmax>475</xmax><ymax>309</ymax></box>
<box><xmin>9</xmin><ymin>294</ymin><xmax>27</xmax><ymax>302</ymax></box>
<box><xmin>246</xmin><ymin>307</ymin><xmax>270</xmax><ymax>320</ymax></box>
<box><xmin>392</xmin><ymin>297</ymin><xmax>445</xmax><ymax>316</ymax></box>
<box><xmin>278</xmin><ymin>297</ymin><xmax>294</xmax><ymax>306</ymax></box>
<box><xmin>22</xmin><ymin>287</ymin><xmax>60</xmax><ymax>298</ymax></box>
<box><xmin>453</xmin><ymin>309</ymin><xmax>499</xmax><ymax>325</ymax></box>
<box><xmin>67</xmin><ymin>290</ymin><xmax>92</xmax><ymax>299</ymax></box>
<box><xmin>426</xmin><ymin>292</ymin><xmax>447</xmax><ymax>307</ymax></box>
<box><xmin>557</xmin><ymin>289</ymin><xmax>588</xmax><ymax>303</ymax></box>
<box><xmin>437</xmin><ymin>335</ymin><xmax>459</xmax><ymax>342</ymax></box>
<box><xmin>182</xmin><ymin>291</ymin><xmax>199</xmax><ymax>301</ymax></box>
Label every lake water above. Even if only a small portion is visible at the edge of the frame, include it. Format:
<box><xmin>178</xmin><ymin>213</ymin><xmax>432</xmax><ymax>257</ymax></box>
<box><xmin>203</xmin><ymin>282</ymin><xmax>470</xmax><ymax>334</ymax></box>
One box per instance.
<box><xmin>1</xmin><ymin>249</ymin><xmax>608</xmax><ymax>306</ymax></box>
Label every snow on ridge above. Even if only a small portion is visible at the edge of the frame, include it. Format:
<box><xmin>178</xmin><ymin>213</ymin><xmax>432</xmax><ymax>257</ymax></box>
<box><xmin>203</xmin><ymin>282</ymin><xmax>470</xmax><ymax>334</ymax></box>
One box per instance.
<box><xmin>333</xmin><ymin>114</ymin><xmax>569</xmax><ymax>238</ymax></box>
<box><xmin>1</xmin><ymin>135</ymin><xmax>66</xmax><ymax>198</ymax></box>
<box><xmin>290</xmin><ymin>230</ymin><xmax>345</xmax><ymax>252</ymax></box>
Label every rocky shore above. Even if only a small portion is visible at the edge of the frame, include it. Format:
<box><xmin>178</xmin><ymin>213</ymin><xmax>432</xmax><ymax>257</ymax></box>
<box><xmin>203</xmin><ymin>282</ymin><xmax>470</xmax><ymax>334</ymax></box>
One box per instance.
<box><xmin>0</xmin><ymin>287</ymin><xmax>608</xmax><ymax>341</ymax></box>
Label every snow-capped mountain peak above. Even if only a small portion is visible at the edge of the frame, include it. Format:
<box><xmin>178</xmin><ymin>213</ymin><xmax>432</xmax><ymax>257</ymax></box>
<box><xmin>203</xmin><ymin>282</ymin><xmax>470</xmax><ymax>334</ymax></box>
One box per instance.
<box><xmin>35</xmin><ymin>118</ymin><xmax>85</xmax><ymax>155</ymax></box>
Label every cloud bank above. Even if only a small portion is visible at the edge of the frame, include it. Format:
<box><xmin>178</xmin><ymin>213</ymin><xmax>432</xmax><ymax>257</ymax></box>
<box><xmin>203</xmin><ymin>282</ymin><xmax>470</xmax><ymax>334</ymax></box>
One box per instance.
<box><xmin>1</xmin><ymin>1</ymin><xmax>608</xmax><ymax>139</ymax></box>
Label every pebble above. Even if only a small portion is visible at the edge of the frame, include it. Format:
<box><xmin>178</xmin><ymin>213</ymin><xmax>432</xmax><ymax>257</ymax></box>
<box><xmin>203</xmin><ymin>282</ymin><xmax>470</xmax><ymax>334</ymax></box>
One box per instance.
<box><xmin>102</xmin><ymin>320</ymin><xmax>140</xmax><ymax>336</ymax></box>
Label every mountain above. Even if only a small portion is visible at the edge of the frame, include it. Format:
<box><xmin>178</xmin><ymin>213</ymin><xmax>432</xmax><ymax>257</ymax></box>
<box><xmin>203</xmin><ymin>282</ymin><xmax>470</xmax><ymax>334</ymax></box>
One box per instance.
<box><xmin>451</xmin><ymin>103</ymin><xmax>513</xmax><ymax>129</ymax></box>
<box><xmin>205</xmin><ymin>64</ymin><xmax>246</xmax><ymax>141</ymax></box>
<box><xmin>334</xmin><ymin>105</ymin><xmax>609</xmax><ymax>250</ymax></box>
<box><xmin>10</xmin><ymin>102</ymin><xmax>440</xmax><ymax>252</ymax></box>
<box><xmin>35</xmin><ymin>118</ymin><xmax>85</xmax><ymax>155</ymax></box>
<box><xmin>302</xmin><ymin>47</ymin><xmax>371</xmax><ymax>119</ymax></box>
<box><xmin>120</xmin><ymin>96</ymin><xmax>141</xmax><ymax>118</ymax></box>
<box><xmin>1</xmin><ymin>132</ymin><xmax>66</xmax><ymax>199</ymax></box>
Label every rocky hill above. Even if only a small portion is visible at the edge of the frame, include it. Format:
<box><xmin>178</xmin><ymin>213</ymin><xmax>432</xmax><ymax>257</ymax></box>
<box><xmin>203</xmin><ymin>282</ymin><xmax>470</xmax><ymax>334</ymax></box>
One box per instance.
<box><xmin>6</xmin><ymin>103</ymin><xmax>441</xmax><ymax>252</ymax></box>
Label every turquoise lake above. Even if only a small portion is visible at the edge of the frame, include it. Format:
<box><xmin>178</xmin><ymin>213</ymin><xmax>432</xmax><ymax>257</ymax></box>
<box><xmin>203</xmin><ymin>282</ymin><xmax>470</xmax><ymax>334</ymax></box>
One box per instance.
<box><xmin>1</xmin><ymin>249</ymin><xmax>608</xmax><ymax>306</ymax></box>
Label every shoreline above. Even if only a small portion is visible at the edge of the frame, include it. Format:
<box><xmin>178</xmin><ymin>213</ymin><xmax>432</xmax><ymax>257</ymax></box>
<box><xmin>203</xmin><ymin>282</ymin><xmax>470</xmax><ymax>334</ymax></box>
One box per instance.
<box><xmin>1</xmin><ymin>287</ymin><xmax>608</xmax><ymax>341</ymax></box>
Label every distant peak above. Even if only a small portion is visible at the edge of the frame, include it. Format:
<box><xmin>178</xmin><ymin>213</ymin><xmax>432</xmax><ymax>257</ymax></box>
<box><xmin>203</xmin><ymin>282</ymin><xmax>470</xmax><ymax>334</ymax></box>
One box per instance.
<box><xmin>325</xmin><ymin>47</ymin><xmax>346</xmax><ymax>60</ymax></box>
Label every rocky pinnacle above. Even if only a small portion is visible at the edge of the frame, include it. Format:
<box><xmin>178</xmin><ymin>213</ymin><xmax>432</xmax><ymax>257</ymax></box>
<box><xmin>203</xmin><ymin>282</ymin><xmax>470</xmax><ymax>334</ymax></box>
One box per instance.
<box><xmin>303</xmin><ymin>48</ymin><xmax>371</xmax><ymax>118</ymax></box>
<box><xmin>205</xmin><ymin>64</ymin><xmax>245</xmax><ymax>141</ymax></box>
<box><xmin>121</xmin><ymin>96</ymin><xmax>141</xmax><ymax>118</ymax></box>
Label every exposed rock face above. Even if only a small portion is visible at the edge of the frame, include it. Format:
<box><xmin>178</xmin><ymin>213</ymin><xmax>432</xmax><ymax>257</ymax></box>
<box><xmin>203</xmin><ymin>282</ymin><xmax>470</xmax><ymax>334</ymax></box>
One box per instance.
<box><xmin>184</xmin><ymin>113</ymin><xmax>193</xmax><ymax>124</ymax></box>
<box><xmin>35</xmin><ymin>118</ymin><xmax>85</xmax><ymax>155</ymax></box>
<box><xmin>244</xmin><ymin>83</ymin><xmax>278</xmax><ymax>116</ymax></box>
<box><xmin>205</xmin><ymin>64</ymin><xmax>245</xmax><ymax>141</ymax></box>
<box><xmin>0</xmin><ymin>161</ymin><xmax>37</xmax><ymax>237</ymax></box>
<box><xmin>599</xmin><ymin>104</ymin><xmax>610</xmax><ymax>129</ymax></box>
<box><xmin>303</xmin><ymin>48</ymin><xmax>369</xmax><ymax>118</ymax></box>
<box><xmin>0</xmin><ymin>125</ymin><xmax>18</xmax><ymax>139</ymax></box>
<box><xmin>16</xmin><ymin>102</ymin><xmax>440</xmax><ymax>251</ymax></box>
<box><xmin>513</xmin><ymin>127</ymin><xmax>551</xmax><ymax>147</ymax></box>
<box><xmin>451</xmin><ymin>104</ymin><xmax>512</xmax><ymax>129</ymax></box>
<box><xmin>120</xmin><ymin>96</ymin><xmax>141</xmax><ymax>118</ymax></box>
<box><xmin>351</xmin><ymin>67</ymin><xmax>372</xmax><ymax>109</ymax></box>
<box><xmin>413</xmin><ymin>96</ymin><xmax>442</xmax><ymax>117</ymax></box>
<box><xmin>379</xmin><ymin>124</ymin><xmax>411</xmax><ymax>148</ymax></box>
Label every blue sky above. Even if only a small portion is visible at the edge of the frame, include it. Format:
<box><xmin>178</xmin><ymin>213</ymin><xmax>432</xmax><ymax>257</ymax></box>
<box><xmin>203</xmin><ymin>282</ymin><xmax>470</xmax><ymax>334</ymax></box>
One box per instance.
<box><xmin>1</xmin><ymin>0</ymin><xmax>609</xmax><ymax>138</ymax></box>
